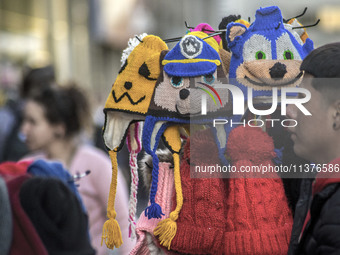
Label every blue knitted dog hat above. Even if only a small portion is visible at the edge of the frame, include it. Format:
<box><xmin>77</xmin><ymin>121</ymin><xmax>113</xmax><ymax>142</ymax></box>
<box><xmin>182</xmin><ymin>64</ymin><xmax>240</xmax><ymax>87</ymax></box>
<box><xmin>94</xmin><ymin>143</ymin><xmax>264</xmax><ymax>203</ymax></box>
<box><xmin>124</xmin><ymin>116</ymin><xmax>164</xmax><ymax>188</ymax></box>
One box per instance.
<box><xmin>142</xmin><ymin>32</ymin><xmax>234</xmax><ymax>249</ymax></box>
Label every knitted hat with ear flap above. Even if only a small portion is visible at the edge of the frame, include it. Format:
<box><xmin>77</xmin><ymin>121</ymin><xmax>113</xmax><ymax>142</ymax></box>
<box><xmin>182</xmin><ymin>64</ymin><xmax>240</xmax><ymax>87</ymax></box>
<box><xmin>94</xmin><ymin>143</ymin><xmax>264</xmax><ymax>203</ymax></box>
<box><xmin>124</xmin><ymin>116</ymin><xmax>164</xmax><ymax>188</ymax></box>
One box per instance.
<box><xmin>142</xmin><ymin>34</ymin><xmax>224</xmax><ymax>221</ymax></box>
<box><xmin>102</xmin><ymin>34</ymin><xmax>168</xmax><ymax>249</ymax></box>
<box><xmin>142</xmin><ymin>33</ymin><xmax>233</xmax><ymax>249</ymax></box>
<box><xmin>225</xmin><ymin>7</ymin><xmax>314</xmax><ymax>167</ymax></box>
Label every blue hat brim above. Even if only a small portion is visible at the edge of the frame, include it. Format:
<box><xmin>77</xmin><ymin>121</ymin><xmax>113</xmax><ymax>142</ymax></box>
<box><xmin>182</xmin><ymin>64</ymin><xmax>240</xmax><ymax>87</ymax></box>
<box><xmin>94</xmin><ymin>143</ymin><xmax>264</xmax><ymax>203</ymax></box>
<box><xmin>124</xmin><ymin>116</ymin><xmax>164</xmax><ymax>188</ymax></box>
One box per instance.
<box><xmin>164</xmin><ymin>62</ymin><xmax>217</xmax><ymax>77</ymax></box>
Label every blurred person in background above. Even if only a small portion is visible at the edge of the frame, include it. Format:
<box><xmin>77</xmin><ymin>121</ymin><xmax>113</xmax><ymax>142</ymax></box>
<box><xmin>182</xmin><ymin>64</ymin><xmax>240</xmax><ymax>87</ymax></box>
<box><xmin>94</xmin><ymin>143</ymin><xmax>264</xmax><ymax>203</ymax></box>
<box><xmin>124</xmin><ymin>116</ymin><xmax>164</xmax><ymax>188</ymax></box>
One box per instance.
<box><xmin>21</xmin><ymin>84</ymin><xmax>135</xmax><ymax>254</ymax></box>
<box><xmin>0</xmin><ymin>65</ymin><xmax>56</xmax><ymax>163</ymax></box>
<box><xmin>287</xmin><ymin>42</ymin><xmax>340</xmax><ymax>255</ymax></box>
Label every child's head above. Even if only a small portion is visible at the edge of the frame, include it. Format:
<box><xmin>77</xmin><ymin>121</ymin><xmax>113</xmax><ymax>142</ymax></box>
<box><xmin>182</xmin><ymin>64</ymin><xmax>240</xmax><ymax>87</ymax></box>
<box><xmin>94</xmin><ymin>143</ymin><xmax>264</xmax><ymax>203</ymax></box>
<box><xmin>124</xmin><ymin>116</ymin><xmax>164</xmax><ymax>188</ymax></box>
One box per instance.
<box><xmin>287</xmin><ymin>42</ymin><xmax>340</xmax><ymax>164</ymax></box>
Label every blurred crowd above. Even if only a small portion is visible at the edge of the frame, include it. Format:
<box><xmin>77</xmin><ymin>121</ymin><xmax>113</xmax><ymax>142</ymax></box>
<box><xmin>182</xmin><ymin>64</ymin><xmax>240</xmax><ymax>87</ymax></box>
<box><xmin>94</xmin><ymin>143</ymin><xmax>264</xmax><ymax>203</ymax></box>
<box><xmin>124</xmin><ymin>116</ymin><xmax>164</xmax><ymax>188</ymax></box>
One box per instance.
<box><xmin>0</xmin><ymin>64</ymin><xmax>137</xmax><ymax>254</ymax></box>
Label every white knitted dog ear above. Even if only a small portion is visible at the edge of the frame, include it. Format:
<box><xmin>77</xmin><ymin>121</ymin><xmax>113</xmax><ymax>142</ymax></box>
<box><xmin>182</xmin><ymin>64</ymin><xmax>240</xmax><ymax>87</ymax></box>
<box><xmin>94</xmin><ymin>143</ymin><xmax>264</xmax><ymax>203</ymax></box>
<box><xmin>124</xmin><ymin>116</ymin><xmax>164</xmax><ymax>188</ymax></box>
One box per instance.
<box><xmin>103</xmin><ymin>111</ymin><xmax>136</xmax><ymax>151</ymax></box>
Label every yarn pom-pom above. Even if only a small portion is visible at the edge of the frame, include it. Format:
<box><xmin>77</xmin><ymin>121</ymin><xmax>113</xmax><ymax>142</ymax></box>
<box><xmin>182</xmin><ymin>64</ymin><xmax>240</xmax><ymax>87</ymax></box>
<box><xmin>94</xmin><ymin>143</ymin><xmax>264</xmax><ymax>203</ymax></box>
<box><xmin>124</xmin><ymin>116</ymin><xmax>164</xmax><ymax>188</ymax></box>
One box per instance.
<box><xmin>120</xmin><ymin>33</ymin><xmax>148</xmax><ymax>66</ymax></box>
<box><xmin>227</xmin><ymin>126</ymin><xmax>276</xmax><ymax>164</ymax></box>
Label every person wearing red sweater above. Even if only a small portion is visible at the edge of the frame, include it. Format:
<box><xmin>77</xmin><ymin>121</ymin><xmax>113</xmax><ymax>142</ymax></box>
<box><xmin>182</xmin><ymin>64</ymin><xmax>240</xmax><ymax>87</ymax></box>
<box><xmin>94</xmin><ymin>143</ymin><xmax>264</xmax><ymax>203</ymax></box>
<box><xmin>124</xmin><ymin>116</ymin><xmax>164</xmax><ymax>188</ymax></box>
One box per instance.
<box><xmin>286</xmin><ymin>42</ymin><xmax>340</xmax><ymax>255</ymax></box>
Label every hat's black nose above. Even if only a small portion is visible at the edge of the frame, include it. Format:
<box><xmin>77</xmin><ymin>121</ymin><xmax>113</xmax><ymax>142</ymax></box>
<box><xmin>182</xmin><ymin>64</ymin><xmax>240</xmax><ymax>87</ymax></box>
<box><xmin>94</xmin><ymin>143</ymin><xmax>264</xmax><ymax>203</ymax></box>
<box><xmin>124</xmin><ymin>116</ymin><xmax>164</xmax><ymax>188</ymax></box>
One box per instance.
<box><xmin>179</xmin><ymin>89</ymin><xmax>190</xmax><ymax>100</ymax></box>
<box><xmin>270</xmin><ymin>62</ymin><xmax>287</xmax><ymax>80</ymax></box>
<box><xmin>124</xmin><ymin>82</ymin><xmax>132</xmax><ymax>90</ymax></box>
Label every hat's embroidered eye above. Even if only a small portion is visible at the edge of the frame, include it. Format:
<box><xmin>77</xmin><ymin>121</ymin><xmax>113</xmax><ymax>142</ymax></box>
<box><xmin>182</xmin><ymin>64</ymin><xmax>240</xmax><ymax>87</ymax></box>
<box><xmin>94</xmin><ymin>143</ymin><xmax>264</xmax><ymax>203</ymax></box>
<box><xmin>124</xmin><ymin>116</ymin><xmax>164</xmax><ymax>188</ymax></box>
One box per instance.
<box><xmin>203</xmin><ymin>74</ymin><xmax>215</xmax><ymax>85</ymax></box>
<box><xmin>283</xmin><ymin>50</ymin><xmax>294</xmax><ymax>60</ymax></box>
<box><xmin>171</xmin><ymin>76</ymin><xmax>183</xmax><ymax>88</ymax></box>
<box><xmin>255</xmin><ymin>51</ymin><xmax>266</xmax><ymax>60</ymax></box>
<box><xmin>138</xmin><ymin>63</ymin><xmax>157</xmax><ymax>81</ymax></box>
<box><xmin>118</xmin><ymin>60</ymin><xmax>127</xmax><ymax>74</ymax></box>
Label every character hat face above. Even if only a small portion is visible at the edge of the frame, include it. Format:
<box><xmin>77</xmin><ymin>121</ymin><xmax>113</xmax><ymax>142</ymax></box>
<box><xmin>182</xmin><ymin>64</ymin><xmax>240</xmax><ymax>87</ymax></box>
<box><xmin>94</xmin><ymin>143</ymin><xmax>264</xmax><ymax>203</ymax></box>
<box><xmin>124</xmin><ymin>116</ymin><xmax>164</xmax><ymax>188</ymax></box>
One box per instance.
<box><xmin>163</xmin><ymin>35</ymin><xmax>221</xmax><ymax>77</ymax></box>
<box><xmin>226</xmin><ymin>6</ymin><xmax>314</xmax><ymax>100</ymax></box>
<box><xmin>141</xmin><ymin>35</ymin><xmax>231</xmax><ymax>225</ymax></box>
<box><xmin>104</xmin><ymin>35</ymin><xmax>168</xmax><ymax>115</ymax></box>
<box><xmin>103</xmin><ymin>35</ymin><xmax>168</xmax><ymax>151</ymax></box>
<box><xmin>141</xmin><ymin>36</ymin><xmax>232</xmax><ymax>225</ymax></box>
<box><xmin>150</xmin><ymin>68</ymin><xmax>232</xmax><ymax>119</ymax></box>
<box><xmin>145</xmin><ymin>34</ymin><xmax>232</xmax><ymax>121</ymax></box>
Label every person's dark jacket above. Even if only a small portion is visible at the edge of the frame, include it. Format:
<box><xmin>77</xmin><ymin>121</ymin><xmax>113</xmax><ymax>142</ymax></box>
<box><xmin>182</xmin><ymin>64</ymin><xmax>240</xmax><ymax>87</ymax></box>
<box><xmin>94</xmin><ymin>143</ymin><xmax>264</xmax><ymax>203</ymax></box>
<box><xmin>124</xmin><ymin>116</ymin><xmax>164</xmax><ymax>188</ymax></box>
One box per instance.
<box><xmin>291</xmin><ymin>157</ymin><xmax>340</xmax><ymax>255</ymax></box>
<box><xmin>288</xmin><ymin>178</ymin><xmax>314</xmax><ymax>255</ymax></box>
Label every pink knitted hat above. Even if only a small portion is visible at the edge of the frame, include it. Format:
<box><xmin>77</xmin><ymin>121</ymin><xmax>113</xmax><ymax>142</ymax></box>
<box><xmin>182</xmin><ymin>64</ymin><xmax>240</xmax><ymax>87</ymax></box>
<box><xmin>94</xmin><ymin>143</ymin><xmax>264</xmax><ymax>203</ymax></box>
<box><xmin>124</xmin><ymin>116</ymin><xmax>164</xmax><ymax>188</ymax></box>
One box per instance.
<box><xmin>130</xmin><ymin>162</ymin><xmax>175</xmax><ymax>255</ymax></box>
<box><xmin>190</xmin><ymin>23</ymin><xmax>222</xmax><ymax>44</ymax></box>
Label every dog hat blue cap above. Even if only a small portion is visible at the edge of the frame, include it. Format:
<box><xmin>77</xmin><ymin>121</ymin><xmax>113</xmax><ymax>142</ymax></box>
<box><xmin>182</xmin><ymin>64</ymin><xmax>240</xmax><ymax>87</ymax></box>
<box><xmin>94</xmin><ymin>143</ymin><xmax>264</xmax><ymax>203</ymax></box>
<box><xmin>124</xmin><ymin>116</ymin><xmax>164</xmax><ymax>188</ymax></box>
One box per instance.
<box><xmin>163</xmin><ymin>35</ymin><xmax>221</xmax><ymax>77</ymax></box>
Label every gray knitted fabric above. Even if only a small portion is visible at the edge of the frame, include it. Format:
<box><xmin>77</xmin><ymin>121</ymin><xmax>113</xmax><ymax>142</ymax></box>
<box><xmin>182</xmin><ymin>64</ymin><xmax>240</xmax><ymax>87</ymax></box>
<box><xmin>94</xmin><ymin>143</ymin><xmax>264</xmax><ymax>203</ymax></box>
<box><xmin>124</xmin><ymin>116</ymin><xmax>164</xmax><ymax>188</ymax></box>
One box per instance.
<box><xmin>0</xmin><ymin>176</ymin><xmax>12</xmax><ymax>255</ymax></box>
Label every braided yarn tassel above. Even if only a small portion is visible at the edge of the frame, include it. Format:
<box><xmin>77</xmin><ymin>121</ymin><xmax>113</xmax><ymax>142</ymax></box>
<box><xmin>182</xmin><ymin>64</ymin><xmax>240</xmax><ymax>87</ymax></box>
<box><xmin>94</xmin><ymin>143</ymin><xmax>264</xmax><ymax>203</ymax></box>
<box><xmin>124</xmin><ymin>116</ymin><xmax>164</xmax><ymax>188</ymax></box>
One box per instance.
<box><xmin>144</xmin><ymin>149</ymin><xmax>165</xmax><ymax>219</ymax></box>
<box><xmin>101</xmin><ymin>150</ymin><xmax>123</xmax><ymax>249</ymax></box>
<box><xmin>126</xmin><ymin>122</ymin><xmax>142</xmax><ymax>239</ymax></box>
<box><xmin>128</xmin><ymin>150</ymin><xmax>138</xmax><ymax>238</ymax></box>
<box><xmin>143</xmin><ymin>119</ymin><xmax>168</xmax><ymax>219</ymax></box>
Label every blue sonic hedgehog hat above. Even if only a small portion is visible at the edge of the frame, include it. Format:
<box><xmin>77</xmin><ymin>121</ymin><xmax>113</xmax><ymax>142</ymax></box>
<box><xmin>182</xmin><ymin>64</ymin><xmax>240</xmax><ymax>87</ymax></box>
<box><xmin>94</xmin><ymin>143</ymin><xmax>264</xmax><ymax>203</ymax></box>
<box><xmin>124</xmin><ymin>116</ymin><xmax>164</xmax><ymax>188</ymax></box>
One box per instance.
<box><xmin>226</xmin><ymin>5</ymin><xmax>314</xmax><ymax>101</ymax></box>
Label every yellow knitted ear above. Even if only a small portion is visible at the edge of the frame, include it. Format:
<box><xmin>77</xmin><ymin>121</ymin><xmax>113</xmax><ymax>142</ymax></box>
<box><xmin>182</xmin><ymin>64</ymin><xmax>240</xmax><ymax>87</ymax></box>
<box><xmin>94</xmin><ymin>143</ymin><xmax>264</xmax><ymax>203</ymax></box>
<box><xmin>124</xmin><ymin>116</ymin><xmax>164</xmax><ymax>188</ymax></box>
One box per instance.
<box><xmin>163</xmin><ymin>125</ymin><xmax>182</xmax><ymax>153</ymax></box>
<box><xmin>101</xmin><ymin>149</ymin><xmax>123</xmax><ymax>249</ymax></box>
<box><xmin>144</xmin><ymin>52</ymin><xmax>163</xmax><ymax>80</ymax></box>
<box><xmin>154</xmin><ymin>126</ymin><xmax>183</xmax><ymax>250</ymax></box>
<box><xmin>219</xmin><ymin>39</ymin><xmax>224</xmax><ymax>50</ymax></box>
<box><xmin>219</xmin><ymin>48</ymin><xmax>231</xmax><ymax>75</ymax></box>
<box><xmin>235</xmin><ymin>19</ymin><xmax>250</xmax><ymax>28</ymax></box>
<box><xmin>287</xmin><ymin>18</ymin><xmax>309</xmax><ymax>43</ymax></box>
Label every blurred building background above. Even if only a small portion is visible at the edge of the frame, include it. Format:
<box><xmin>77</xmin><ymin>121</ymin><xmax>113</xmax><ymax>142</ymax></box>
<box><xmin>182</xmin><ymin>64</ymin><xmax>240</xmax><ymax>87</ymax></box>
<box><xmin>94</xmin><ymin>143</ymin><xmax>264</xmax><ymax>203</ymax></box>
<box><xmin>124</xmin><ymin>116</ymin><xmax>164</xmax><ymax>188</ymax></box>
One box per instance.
<box><xmin>1</xmin><ymin>0</ymin><xmax>340</xmax><ymax>109</ymax></box>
